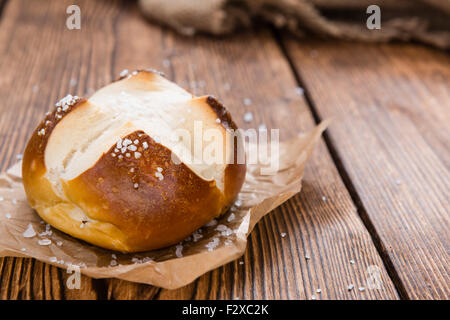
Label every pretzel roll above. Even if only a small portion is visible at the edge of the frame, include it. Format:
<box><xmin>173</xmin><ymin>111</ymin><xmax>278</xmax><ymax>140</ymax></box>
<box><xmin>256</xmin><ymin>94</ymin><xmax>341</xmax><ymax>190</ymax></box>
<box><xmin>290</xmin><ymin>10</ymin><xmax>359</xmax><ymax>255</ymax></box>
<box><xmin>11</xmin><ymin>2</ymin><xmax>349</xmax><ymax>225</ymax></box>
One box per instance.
<box><xmin>22</xmin><ymin>70</ymin><xmax>246</xmax><ymax>252</ymax></box>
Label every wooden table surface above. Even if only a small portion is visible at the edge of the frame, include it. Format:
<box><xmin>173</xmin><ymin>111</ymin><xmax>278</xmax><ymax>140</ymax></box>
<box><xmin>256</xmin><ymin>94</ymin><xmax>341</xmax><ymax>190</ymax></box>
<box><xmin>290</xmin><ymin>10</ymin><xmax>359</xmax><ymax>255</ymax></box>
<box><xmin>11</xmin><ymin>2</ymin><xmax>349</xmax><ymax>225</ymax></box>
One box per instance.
<box><xmin>0</xmin><ymin>0</ymin><xmax>448</xmax><ymax>300</ymax></box>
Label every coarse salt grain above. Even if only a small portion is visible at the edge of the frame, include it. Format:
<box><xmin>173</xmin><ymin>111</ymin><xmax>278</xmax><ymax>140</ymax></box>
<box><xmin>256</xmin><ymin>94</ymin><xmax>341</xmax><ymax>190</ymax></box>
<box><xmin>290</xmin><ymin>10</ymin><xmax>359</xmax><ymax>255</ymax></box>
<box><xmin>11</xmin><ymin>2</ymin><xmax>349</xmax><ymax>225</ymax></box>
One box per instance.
<box><xmin>358</xmin><ymin>287</ymin><xmax>365</xmax><ymax>292</ymax></box>
<box><xmin>243</xmin><ymin>112</ymin><xmax>253</xmax><ymax>123</ymax></box>
<box><xmin>322</xmin><ymin>196</ymin><xmax>327</xmax><ymax>201</ymax></box>
<box><xmin>50</xmin><ymin>257</ymin><xmax>57</xmax><ymax>262</ymax></box>
<box><xmin>205</xmin><ymin>237</ymin><xmax>220</xmax><ymax>251</ymax></box>
<box><xmin>216</xmin><ymin>224</ymin><xmax>233</xmax><ymax>237</ymax></box>
<box><xmin>80</xmin><ymin>223</ymin><xmax>84</xmax><ymax>228</ymax></box>
<box><xmin>128</xmin><ymin>145</ymin><xmax>137</xmax><ymax>151</ymax></box>
<box><xmin>175</xmin><ymin>244</ymin><xmax>183</xmax><ymax>258</ymax></box>
<box><xmin>192</xmin><ymin>230</ymin><xmax>203</xmax><ymax>242</ymax></box>
<box><xmin>21</xmin><ymin>248</ymin><xmax>26</xmax><ymax>252</ymax></box>
<box><xmin>134</xmin><ymin>139</ymin><xmax>139</xmax><ymax>145</ymax></box>
<box><xmin>155</xmin><ymin>172</ymin><xmax>164</xmax><ymax>180</ymax></box>
<box><xmin>37</xmin><ymin>128</ymin><xmax>46</xmax><ymax>136</ymax></box>
<box><xmin>281</xmin><ymin>233</ymin><xmax>287</xmax><ymax>238</ymax></box>
<box><xmin>216</xmin><ymin>118</ymin><xmax>221</xmax><ymax>123</ymax></box>
<box><xmin>120</xmin><ymin>69</ymin><xmax>129</xmax><ymax>77</ymax></box>
<box><xmin>316</xmin><ymin>289</ymin><xmax>322</xmax><ymax>293</ymax></box>
<box><xmin>205</xmin><ymin>219</ymin><xmax>217</xmax><ymax>227</ymax></box>
<box><xmin>38</xmin><ymin>239</ymin><xmax>52</xmax><ymax>246</ymax></box>
<box><xmin>157</xmin><ymin>167</ymin><xmax>163</xmax><ymax>172</ymax></box>
<box><xmin>110</xmin><ymin>260</ymin><xmax>117</xmax><ymax>266</ymax></box>
<box><xmin>134</xmin><ymin>152</ymin><xmax>141</xmax><ymax>159</ymax></box>
<box><xmin>295</xmin><ymin>87</ymin><xmax>304</xmax><ymax>95</ymax></box>
<box><xmin>56</xmin><ymin>241</ymin><xmax>63</xmax><ymax>247</ymax></box>
<box><xmin>227</xmin><ymin>213</ymin><xmax>235</xmax><ymax>222</ymax></box>
<box><xmin>348</xmin><ymin>284</ymin><xmax>354</xmax><ymax>291</ymax></box>
<box><xmin>134</xmin><ymin>183</ymin><xmax>139</xmax><ymax>189</ymax></box>
<box><xmin>142</xmin><ymin>142</ymin><xmax>149</xmax><ymax>149</ymax></box>
<box><xmin>350</xmin><ymin>259</ymin><xmax>355</xmax><ymax>264</ymax></box>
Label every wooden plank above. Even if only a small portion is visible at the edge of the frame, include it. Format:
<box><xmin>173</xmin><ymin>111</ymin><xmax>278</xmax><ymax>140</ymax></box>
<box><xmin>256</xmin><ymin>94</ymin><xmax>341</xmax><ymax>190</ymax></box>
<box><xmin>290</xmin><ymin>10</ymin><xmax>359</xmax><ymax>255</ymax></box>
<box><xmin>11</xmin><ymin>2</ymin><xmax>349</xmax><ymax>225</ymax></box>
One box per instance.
<box><xmin>109</xmin><ymin>3</ymin><xmax>398</xmax><ymax>300</ymax></box>
<box><xmin>282</xmin><ymin>38</ymin><xmax>450</xmax><ymax>299</ymax></box>
<box><xmin>0</xmin><ymin>0</ymin><xmax>120</xmax><ymax>300</ymax></box>
<box><xmin>0</xmin><ymin>0</ymin><xmax>398</xmax><ymax>299</ymax></box>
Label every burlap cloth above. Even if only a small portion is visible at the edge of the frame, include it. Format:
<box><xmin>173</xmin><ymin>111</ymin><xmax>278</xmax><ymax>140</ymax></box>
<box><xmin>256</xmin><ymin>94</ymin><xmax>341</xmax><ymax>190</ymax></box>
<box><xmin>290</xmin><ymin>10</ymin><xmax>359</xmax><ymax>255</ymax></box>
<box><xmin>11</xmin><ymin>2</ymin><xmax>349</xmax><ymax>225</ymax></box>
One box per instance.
<box><xmin>139</xmin><ymin>0</ymin><xmax>450</xmax><ymax>49</ymax></box>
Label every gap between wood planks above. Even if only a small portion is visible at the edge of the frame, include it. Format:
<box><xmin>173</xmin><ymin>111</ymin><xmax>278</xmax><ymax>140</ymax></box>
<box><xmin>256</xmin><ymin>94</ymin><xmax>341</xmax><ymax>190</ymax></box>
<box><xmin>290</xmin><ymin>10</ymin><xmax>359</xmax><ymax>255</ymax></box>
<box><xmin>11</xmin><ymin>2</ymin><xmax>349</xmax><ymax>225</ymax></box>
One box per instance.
<box><xmin>272</xmin><ymin>29</ymin><xmax>410</xmax><ymax>300</ymax></box>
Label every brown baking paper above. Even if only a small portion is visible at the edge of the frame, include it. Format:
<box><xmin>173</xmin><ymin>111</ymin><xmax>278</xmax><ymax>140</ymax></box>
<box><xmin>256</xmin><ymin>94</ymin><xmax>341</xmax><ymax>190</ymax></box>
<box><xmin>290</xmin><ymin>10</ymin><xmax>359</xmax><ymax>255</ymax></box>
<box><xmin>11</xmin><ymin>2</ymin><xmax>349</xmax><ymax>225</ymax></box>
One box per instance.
<box><xmin>0</xmin><ymin>121</ymin><xmax>327</xmax><ymax>289</ymax></box>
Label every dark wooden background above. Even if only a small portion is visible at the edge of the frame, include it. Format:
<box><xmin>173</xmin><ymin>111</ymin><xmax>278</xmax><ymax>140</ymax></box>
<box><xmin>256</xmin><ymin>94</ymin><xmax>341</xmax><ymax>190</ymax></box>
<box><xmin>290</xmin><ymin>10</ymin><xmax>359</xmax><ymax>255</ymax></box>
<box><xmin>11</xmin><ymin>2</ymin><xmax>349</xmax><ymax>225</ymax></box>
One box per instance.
<box><xmin>0</xmin><ymin>0</ymin><xmax>448</xmax><ymax>300</ymax></box>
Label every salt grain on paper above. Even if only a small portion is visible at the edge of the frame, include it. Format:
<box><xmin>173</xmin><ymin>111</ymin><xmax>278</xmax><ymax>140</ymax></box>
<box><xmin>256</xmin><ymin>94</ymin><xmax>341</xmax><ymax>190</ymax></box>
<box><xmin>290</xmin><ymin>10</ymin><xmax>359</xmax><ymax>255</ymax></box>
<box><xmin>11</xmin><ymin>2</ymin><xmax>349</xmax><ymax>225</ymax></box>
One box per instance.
<box><xmin>205</xmin><ymin>219</ymin><xmax>218</xmax><ymax>227</ymax></box>
<box><xmin>205</xmin><ymin>237</ymin><xmax>220</xmax><ymax>251</ymax></box>
<box><xmin>5</xmin><ymin>213</ymin><xmax>11</xmax><ymax>219</ymax></box>
<box><xmin>192</xmin><ymin>230</ymin><xmax>203</xmax><ymax>242</ymax></box>
<box><xmin>348</xmin><ymin>284</ymin><xmax>354</xmax><ymax>291</ymax></box>
<box><xmin>38</xmin><ymin>239</ymin><xmax>52</xmax><ymax>246</ymax></box>
<box><xmin>358</xmin><ymin>287</ymin><xmax>366</xmax><ymax>292</ymax></box>
<box><xmin>175</xmin><ymin>244</ymin><xmax>183</xmax><ymax>258</ymax></box>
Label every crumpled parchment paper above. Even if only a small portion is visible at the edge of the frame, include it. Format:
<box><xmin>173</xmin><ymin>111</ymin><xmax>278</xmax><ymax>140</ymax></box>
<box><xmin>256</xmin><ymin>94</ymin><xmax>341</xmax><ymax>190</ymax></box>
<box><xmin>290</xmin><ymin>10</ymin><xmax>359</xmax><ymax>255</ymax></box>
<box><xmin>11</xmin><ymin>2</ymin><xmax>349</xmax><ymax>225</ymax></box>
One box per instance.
<box><xmin>0</xmin><ymin>121</ymin><xmax>327</xmax><ymax>289</ymax></box>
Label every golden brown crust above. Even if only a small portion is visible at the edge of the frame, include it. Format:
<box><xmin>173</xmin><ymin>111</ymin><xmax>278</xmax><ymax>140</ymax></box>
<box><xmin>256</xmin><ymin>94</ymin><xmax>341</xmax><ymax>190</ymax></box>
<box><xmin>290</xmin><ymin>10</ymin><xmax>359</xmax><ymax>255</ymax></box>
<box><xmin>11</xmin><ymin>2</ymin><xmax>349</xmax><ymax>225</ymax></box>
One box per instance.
<box><xmin>65</xmin><ymin>131</ymin><xmax>224</xmax><ymax>252</ymax></box>
<box><xmin>22</xmin><ymin>71</ymin><xmax>246</xmax><ymax>253</ymax></box>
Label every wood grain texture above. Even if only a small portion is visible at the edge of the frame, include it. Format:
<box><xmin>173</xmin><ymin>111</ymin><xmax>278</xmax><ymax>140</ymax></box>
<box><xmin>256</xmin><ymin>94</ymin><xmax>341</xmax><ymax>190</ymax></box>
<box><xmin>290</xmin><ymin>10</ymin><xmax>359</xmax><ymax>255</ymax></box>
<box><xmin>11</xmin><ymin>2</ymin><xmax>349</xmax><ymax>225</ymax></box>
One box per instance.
<box><xmin>282</xmin><ymin>38</ymin><xmax>450</xmax><ymax>299</ymax></box>
<box><xmin>0</xmin><ymin>0</ymin><xmax>399</xmax><ymax>299</ymax></box>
